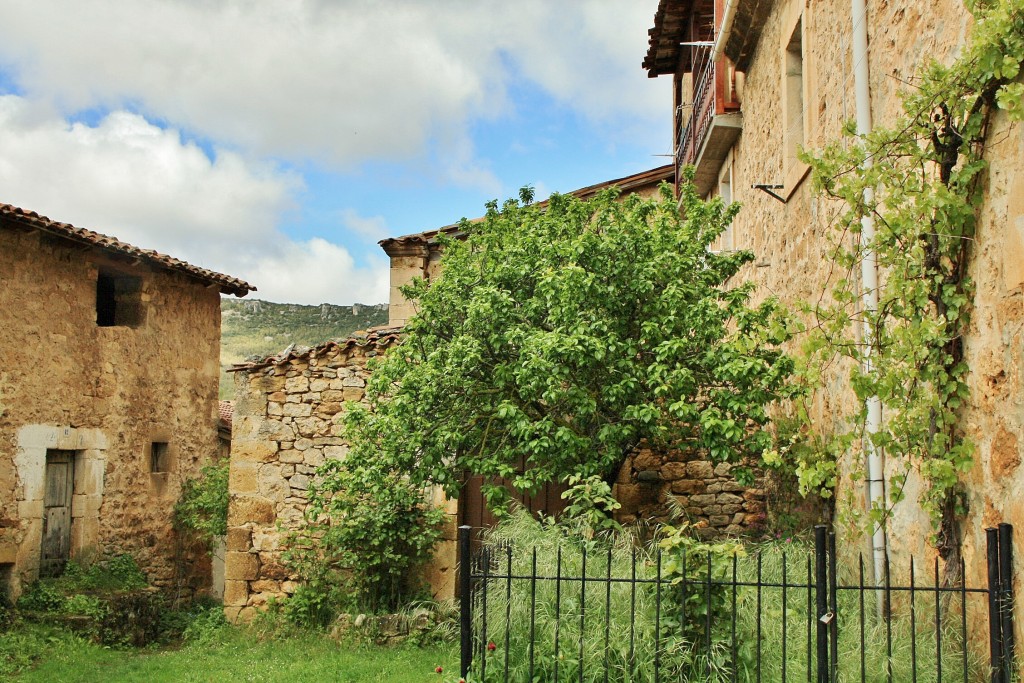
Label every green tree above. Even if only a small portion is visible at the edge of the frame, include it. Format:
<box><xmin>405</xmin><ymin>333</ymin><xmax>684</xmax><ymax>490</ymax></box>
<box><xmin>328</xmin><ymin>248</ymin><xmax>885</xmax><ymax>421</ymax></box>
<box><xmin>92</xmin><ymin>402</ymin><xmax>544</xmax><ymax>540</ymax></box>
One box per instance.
<box><xmin>340</xmin><ymin>175</ymin><xmax>795</xmax><ymax>504</ymax></box>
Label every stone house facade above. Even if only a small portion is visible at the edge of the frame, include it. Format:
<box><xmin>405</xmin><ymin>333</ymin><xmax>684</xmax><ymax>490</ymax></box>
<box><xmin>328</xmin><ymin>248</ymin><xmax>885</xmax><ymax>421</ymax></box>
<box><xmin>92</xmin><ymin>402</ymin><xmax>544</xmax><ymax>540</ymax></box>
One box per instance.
<box><xmin>643</xmin><ymin>0</ymin><xmax>1024</xmax><ymax>616</ymax></box>
<box><xmin>0</xmin><ymin>203</ymin><xmax>252</xmax><ymax>599</ymax></box>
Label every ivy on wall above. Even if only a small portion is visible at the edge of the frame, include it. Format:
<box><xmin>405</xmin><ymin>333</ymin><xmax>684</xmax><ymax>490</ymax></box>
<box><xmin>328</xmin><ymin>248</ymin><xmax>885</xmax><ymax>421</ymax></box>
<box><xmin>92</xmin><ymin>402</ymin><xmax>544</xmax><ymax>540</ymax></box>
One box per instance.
<box><xmin>794</xmin><ymin>0</ymin><xmax>1024</xmax><ymax>561</ymax></box>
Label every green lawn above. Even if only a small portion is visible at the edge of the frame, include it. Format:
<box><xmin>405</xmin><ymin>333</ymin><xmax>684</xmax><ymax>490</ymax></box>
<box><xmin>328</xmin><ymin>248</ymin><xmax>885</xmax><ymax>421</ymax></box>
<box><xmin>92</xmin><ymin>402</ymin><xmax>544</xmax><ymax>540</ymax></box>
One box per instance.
<box><xmin>8</xmin><ymin>625</ymin><xmax>458</xmax><ymax>683</ymax></box>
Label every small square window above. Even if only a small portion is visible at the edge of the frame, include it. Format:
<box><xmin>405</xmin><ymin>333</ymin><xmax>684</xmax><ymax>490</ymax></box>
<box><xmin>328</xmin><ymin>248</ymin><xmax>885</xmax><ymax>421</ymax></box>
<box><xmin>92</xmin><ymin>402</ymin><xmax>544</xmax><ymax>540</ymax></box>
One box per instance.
<box><xmin>150</xmin><ymin>442</ymin><xmax>170</xmax><ymax>473</ymax></box>
<box><xmin>97</xmin><ymin>269</ymin><xmax>144</xmax><ymax>328</ymax></box>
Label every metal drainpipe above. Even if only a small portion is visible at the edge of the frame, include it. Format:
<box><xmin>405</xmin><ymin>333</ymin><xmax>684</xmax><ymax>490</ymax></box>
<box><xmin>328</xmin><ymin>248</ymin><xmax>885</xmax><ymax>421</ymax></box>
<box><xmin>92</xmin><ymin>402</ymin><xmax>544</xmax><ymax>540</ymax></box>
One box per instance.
<box><xmin>711</xmin><ymin>0</ymin><xmax>738</xmax><ymax>63</ymax></box>
<box><xmin>852</xmin><ymin>0</ymin><xmax>888</xmax><ymax>587</ymax></box>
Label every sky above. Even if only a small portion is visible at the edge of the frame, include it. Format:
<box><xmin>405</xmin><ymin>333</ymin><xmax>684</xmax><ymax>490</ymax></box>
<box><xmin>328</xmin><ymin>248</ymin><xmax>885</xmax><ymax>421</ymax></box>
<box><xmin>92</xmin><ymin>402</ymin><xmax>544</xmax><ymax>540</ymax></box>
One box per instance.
<box><xmin>0</xmin><ymin>1</ymin><xmax>671</xmax><ymax>305</ymax></box>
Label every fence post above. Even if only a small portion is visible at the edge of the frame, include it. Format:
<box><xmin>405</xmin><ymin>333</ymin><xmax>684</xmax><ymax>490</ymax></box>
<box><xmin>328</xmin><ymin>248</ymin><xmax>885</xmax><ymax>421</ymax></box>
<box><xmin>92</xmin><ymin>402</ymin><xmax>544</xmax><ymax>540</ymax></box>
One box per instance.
<box><xmin>815</xmin><ymin>525</ymin><xmax>830</xmax><ymax>683</ymax></box>
<box><xmin>459</xmin><ymin>524</ymin><xmax>473</xmax><ymax>680</ymax></box>
<box><xmin>999</xmin><ymin>524</ymin><xmax>1015</xmax><ymax>680</ymax></box>
<box><xmin>987</xmin><ymin>527</ymin><xmax>1004</xmax><ymax>683</ymax></box>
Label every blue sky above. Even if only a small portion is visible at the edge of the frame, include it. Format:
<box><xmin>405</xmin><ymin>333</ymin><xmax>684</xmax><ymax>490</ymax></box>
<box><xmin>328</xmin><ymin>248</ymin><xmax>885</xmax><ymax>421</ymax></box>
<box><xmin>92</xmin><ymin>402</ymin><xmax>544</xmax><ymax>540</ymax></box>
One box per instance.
<box><xmin>0</xmin><ymin>1</ymin><xmax>670</xmax><ymax>305</ymax></box>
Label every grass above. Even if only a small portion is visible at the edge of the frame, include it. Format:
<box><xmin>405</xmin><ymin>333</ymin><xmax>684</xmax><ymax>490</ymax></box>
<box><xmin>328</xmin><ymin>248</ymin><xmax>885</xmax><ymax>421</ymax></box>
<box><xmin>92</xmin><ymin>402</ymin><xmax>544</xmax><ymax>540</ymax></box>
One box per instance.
<box><xmin>471</xmin><ymin>513</ymin><xmax>988</xmax><ymax>683</ymax></box>
<box><xmin>5</xmin><ymin>621</ymin><xmax>457</xmax><ymax>682</ymax></box>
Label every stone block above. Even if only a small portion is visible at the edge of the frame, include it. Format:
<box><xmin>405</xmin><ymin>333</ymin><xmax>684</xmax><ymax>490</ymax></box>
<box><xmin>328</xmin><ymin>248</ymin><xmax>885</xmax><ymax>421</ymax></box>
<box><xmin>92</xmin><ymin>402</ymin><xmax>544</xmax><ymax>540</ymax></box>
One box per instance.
<box><xmin>743</xmin><ymin>489</ymin><xmax>766</xmax><ymax>501</ymax></box>
<box><xmin>304</xmin><ymin>450</ymin><xmax>325</xmax><ymax>467</ymax></box>
<box><xmin>314</xmin><ymin>402</ymin><xmax>343</xmax><ymax>415</ymax></box>
<box><xmin>310</xmin><ymin>378</ymin><xmax>329</xmax><ymax>392</ymax></box>
<box><xmin>709</xmin><ymin>515</ymin><xmax>731</xmax><ymax>527</ymax></box>
<box><xmin>259</xmin><ymin>562</ymin><xmax>291</xmax><ymax>580</ymax></box>
<box><xmin>250</xmin><ymin>579</ymin><xmax>281</xmax><ymax>593</ymax></box>
<box><xmin>717</xmin><ymin>493</ymin><xmax>743</xmax><ymax>505</ymax></box>
<box><xmin>689</xmin><ymin>494</ymin><xmax>716</xmax><ymax>506</ymax></box>
<box><xmin>267</xmin><ymin>402</ymin><xmax>283</xmax><ymax>416</ymax></box>
<box><xmin>632</xmin><ymin>449</ymin><xmax>660</xmax><ymax>471</ymax></box>
<box><xmin>228</xmin><ymin>496</ymin><xmax>276</xmax><ymax>526</ymax></box>
<box><xmin>686</xmin><ymin>461</ymin><xmax>715</xmax><ymax>479</ymax></box>
<box><xmin>279</xmin><ymin>449</ymin><xmax>304</xmax><ymax>464</ymax></box>
<box><xmin>342</xmin><ymin>376</ymin><xmax>366</xmax><ymax>387</ymax></box>
<box><xmin>324</xmin><ymin>445</ymin><xmax>349</xmax><ymax>460</ymax></box>
<box><xmin>714</xmin><ymin>462</ymin><xmax>733</xmax><ymax>476</ymax></box>
<box><xmin>342</xmin><ymin>387</ymin><xmax>365</xmax><ymax>401</ymax></box>
<box><xmin>232</xmin><ymin>440</ymin><xmax>279</xmax><ymax>463</ymax></box>
<box><xmin>226</xmin><ymin>527</ymin><xmax>252</xmax><ymax>552</ymax></box>
<box><xmin>660</xmin><ymin>462</ymin><xmax>687</xmax><ymax>481</ymax></box>
<box><xmin>225</xmin><ymin>551</ymin><xmax>261</xmax><ymax>581</ymax></box>
<box><xmin>670</xmin><ymin>479</ymin><xmax>705</xmax><ymax>495</ymax></box>
<box><xmin>268</xmin><ymin>391</ymin><xmax>286</xmax><ymax>403</ymax></box>
<box><xmin>285</xmin><ymin>376</ymin><xmax>309</xmax><ymax>393</ymax></box>
<box><xmin>223</xmin><ymin>579</ymin><xmax>249</xmax><ymax>606</ymax></box>
<box><xmin>229</xmin><ymin>461</ymin><xmax>259</xmax><ymax>494</ymax></box>
<box><xmin>720</xmin><ymin>504</ymin><xmax>743</xmax><ymax>515</ymax></box>
<box><xmin>283</xmin><ymin>403</ymin><xmax>312</xmax><ymax>417</ymax></box>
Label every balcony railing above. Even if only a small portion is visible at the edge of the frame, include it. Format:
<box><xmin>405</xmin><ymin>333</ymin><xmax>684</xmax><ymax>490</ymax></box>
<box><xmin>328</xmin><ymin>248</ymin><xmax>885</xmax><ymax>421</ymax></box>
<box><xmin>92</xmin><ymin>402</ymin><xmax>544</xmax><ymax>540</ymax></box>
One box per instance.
<box><xmin>676</xmin><ymin>50</ymin><xmax>741</xmax><ymax>185</ymax></box>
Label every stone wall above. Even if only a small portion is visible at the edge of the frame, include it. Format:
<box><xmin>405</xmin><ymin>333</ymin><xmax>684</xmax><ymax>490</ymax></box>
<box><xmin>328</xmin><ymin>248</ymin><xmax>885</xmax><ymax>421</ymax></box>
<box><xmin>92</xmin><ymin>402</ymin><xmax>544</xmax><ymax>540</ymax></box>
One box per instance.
<box><xmin>0</xmin><ymin>226</ymin><xmax>224</xmax><ymax>597</ymax></box>
<box><xmin>669</xmin><ymin>0</ymin><xmax>1024</xmax><ymax>627</ymax></box>
<box><xmin>224</xmin><ymin>330</ymin><xmax>460</xmax><ymax>622</ymax></box>
<box><xmin>613</xmin><ymin>444</ymin><xmax>766</xmax><ymax>536</ymax></box>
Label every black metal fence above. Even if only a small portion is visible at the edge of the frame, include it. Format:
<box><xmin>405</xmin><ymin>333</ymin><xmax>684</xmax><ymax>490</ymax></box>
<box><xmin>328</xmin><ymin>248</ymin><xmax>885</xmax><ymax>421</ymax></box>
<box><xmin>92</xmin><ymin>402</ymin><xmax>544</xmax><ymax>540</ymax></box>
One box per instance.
<box><xmin>458</xmin><ymin>524</ymin><xmax>1016</xmax><ymax>683</ymax></box>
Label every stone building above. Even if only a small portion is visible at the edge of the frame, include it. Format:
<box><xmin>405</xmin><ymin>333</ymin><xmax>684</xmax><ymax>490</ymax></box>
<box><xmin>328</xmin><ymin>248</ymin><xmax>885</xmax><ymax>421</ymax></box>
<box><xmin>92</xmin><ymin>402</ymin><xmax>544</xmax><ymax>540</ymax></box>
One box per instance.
<box><xmin>0</xmin><ymin>203</ymin><xmax>253</xmax><ymax>599</ymax></box>
<box><xmin>642</xmin><ymin>0</ymin><xmax>1024</xmax><ymax>606</ymax></box>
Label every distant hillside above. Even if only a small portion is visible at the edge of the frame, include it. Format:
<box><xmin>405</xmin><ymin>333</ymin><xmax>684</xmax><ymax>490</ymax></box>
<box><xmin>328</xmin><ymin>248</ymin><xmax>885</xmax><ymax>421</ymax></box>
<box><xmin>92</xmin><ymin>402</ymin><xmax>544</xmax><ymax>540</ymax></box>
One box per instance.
<box><xmin>220</xmin><ymin>298</ymin><xmax>390</xmax><ymax>398</ymax></box>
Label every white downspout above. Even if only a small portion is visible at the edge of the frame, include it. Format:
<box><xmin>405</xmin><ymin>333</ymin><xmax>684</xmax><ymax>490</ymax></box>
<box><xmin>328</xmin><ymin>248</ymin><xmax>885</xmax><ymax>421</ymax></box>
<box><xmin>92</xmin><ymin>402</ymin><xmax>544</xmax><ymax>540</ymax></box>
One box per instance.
<box><xmin>711</xmin><ymin>0</ymin><xmax>738</xmax><ymax>63</ymax></box>
<box><xmin>851</xmin><ymin>0</ymin><xmax>887</xmax><ymax>587</ymax></box>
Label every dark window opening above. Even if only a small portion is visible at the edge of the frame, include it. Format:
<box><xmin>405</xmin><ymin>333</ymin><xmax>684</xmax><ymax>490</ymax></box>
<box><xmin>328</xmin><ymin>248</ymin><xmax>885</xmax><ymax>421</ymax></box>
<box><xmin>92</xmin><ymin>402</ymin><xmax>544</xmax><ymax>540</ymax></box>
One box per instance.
<box><xmin>151</xmin><ymin>442</ymin><xmax>170</xmax><ymax>473</ymax></box>
<box><xmin>96</xmin><ymin>270</ymin><xmax>143</xmax><ymax>327</ymax></box>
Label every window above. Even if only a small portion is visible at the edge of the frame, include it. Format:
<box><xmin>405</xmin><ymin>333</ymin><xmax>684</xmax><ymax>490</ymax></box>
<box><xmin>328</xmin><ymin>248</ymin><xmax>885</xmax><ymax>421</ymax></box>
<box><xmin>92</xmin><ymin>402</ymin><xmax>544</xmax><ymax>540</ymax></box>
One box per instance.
<box><xmin>718</xmin><ymin>161</ymin><xmax>734</xmax><ymax>252</ymax></box>
<box><xmin>150</xmin><ymin>442</ymin><xmax>170</xmax><ymax>473</ymax></box>
<box><xmin>96</xmin><ymin>269</ymin><xmax>143</xmax><ymax>327</ymax></box>
<box><xmin>783</xmin><ymin>17</ymin><xmax>806</xmax><ymax>187</ymax></box>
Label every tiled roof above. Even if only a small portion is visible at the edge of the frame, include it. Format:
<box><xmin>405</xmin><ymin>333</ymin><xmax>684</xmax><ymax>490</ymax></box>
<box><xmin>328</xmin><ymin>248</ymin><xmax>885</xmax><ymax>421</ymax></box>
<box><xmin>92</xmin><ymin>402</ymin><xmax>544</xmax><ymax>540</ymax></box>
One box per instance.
<box><xmin>0</xmin><ymin>203</ymin><xmax>254</xmax><ymax>296</ymax></box>
<box><xmin>379</xmin><ymin>165</ymin><xmax>674</xmax><ymax>253</ymax></box>
<box><xmin>643</xmin><ymin>0</ymin><xmax>697</xmax><ymax>76</ymax></box>
<box><xmin>218</xmin><ymin>400</ymin><xmax>234</xmax><ymax>427</ymax></box>
<box><xmin>229</xmin><ymin>325</ymin><xmax>403</xmax><ymax>373</ymax></box>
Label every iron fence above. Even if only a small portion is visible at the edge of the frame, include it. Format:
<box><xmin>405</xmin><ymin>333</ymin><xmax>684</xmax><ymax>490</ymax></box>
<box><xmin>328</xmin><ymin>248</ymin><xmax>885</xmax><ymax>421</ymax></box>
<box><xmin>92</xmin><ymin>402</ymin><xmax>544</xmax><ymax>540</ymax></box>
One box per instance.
<box><xmin>458</xmin><ymin>524</ymin><xmax>1015</xmax><ymax>683</ymax></box>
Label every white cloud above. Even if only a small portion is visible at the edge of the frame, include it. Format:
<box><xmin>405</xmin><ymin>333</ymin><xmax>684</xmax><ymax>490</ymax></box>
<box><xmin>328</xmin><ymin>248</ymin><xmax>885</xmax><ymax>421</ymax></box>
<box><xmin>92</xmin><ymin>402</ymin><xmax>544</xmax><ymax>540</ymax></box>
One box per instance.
<box><xmin>0</xmin><ymin>0</ymin><xmax>668</xmax><ymax>177</ymax></box>
<box><xmin>0</xmin><ymin>95</ymin><xmax>385</xmax><ymax>305</ymax></box>
<box><xmin>339</xmin><ymin>208</ymin><xmax>390</xmax><ymax>241</ymax></box>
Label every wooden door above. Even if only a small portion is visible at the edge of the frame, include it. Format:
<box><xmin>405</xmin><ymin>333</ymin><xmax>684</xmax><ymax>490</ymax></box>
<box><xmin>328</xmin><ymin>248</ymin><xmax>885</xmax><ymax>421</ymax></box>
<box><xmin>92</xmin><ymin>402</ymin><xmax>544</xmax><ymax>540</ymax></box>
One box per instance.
<box><xmin>40</xmin><ymin>450</ymin><xmax>75</xmax><ymax>577</ymax></box>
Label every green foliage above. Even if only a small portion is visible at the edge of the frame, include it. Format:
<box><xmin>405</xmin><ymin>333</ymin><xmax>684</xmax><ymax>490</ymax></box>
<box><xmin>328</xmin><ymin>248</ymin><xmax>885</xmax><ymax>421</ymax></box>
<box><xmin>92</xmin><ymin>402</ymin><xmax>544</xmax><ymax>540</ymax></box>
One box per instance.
<box><xmin>174</xmin><ymin>460</ymin><xmax>230</xmax><ymax>542</ymax></box>
<box><xmin>292</xmin><ymin>460</ymin><xmax>445</xmax><ymax>616</ymax></box>
<box><xmin>798</xmin><ymin>0</ymin><xmax>1024</xmax><ymax>539</ymax></box>
<box><xmin>560</xmin><ymin>474</ymin><xmax>623</xmax><ymax>536</ymax></box>
<box><xmin>345</xmin><ymin>178</ymin><xmax>795</xmax><ymax>507</ymax></box>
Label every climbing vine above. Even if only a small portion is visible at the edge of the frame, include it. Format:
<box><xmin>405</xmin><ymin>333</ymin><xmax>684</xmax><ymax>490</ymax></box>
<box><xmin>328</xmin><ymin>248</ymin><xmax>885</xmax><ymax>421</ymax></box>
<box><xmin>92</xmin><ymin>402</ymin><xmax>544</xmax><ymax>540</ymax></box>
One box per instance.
<box><xmin>797</xmin><ymin>0</ymin><xmax>1024</xmax><ymax>561</ymax></box>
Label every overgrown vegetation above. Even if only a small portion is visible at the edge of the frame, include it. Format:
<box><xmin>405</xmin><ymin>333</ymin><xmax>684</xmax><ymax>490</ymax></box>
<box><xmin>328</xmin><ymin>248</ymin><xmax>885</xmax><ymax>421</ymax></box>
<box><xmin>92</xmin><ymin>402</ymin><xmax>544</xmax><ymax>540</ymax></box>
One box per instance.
<box><xmin>174</xmin><ymin>460</ymin><xmax>230</xmax><ymax>543</ymax></box>
<box><xmin>342</xmin><ymin>178</ymin><xmax>795</xmax><ymax>511</ymax></box>
<box><xmin>468</xmin><ymin>513</ymin><xmax>983</xmax><ymax>683</ymax></box>
<box><xmin>286</xmin><ymin>465</ymin><xmax>445</xmax><ymax>617</ymax></box>
<box><xmin>219</xmin><ymin>298</ymin><xmax>389</xmax><ymax>398</ymax></box>
<box><xmin>791</xmin><ymin>0</ymin><xmax>1024</xmax><ymax>562</ymax></box>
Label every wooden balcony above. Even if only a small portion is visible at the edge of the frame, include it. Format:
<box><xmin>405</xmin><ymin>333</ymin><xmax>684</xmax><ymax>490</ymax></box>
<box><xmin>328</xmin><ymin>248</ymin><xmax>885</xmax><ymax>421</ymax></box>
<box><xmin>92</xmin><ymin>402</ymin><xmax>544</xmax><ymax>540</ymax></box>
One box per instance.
<box><xmin>676</xmin><ymin>51</ymin><xmax>741</xmax><ymax>197</ymax></box>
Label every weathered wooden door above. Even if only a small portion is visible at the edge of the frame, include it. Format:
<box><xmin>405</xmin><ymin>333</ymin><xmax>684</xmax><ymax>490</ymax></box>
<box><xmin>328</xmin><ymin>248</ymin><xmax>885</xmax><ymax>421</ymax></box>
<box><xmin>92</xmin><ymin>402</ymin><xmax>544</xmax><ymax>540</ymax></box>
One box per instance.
<box><xmin>40</xmin><ymin>450</ymin><xmax>74</xmax><ymax>577</ymax></box>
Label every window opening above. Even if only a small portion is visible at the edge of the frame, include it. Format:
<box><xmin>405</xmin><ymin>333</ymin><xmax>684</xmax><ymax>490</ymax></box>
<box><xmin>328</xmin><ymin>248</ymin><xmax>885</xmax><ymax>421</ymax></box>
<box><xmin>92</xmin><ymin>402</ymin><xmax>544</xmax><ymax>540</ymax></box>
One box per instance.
<box><xmin>784</xmin><ymin>18</ymin><xmax>805</xmax><ymax>175</ymax></box>
<box><xmin>151</xmin><ymin>442</ymin><xmax>170</xmax><ymax>473</ymax></box>
<box><xmin>96</xmin><ymin>269</ymin><xmax>143</xmax><ymax>327</ymax></box>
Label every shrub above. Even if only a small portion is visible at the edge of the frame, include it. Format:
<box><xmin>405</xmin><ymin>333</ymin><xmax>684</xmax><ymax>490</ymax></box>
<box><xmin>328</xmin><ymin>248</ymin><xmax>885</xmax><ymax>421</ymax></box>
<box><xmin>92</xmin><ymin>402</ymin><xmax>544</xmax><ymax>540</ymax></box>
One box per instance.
<box><xmin>290</xmin><ymin>457</ymin><xmax>445</xmax><ymax>617</ymax></box>
<box><xmin>174</xmin><ymin>460</ymin><xmax>229</xmax><ymax>543</ymax></box>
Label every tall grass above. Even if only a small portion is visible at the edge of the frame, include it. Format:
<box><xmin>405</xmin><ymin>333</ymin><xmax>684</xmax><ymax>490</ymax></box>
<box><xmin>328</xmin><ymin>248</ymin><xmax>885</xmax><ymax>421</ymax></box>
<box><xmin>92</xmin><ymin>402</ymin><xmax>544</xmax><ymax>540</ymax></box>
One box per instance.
<box><xmin>470</xmin><ymin>514</ymin><xmax>988</xmax><ymax>682</ymax></box>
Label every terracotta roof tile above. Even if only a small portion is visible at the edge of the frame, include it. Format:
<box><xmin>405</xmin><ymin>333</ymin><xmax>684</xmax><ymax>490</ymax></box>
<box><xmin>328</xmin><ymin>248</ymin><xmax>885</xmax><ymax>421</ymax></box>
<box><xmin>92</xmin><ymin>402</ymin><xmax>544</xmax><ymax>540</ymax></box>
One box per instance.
<box><xmin>218</xmin><ymin>400</ymin><xmax>234</xmax><ymax>427</ymax></box>
<box><xmin>229</xmin><ymin>325</ymin><xmax>403</xmax><ymax>373</ymax></box>
<box><xmin>1</xmin><ymin>203</ymin><xmax>254</xmax><ymax>296</ymax></box>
